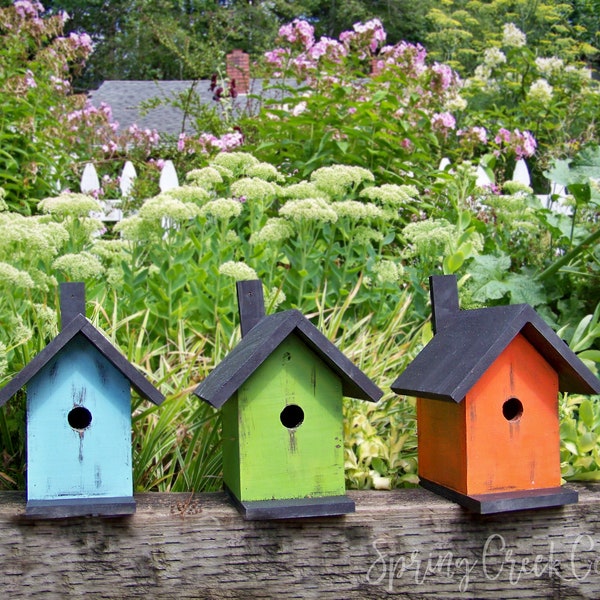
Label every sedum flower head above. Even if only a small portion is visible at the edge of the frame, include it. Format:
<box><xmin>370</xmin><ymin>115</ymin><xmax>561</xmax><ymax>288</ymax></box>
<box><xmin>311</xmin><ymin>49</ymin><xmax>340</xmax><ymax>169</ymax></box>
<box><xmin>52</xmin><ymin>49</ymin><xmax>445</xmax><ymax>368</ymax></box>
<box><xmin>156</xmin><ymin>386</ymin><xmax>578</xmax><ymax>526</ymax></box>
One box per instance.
<box><xmin>371</xmin><ymin>259</ymin><xmax>403</xmax><ymax>284</ymax></box>
<box><xmin>38</xmin><ymin>193</ymin><xmax>101</xmax><ymax>217</ymax></box>
<box><xmin>279</xmin><ymin>197</ymin><xmax>338</xmax><ymax>224</ymax></box>
<box><xmin>265</xmin><ymin>286</ymin><xmax>286</xmax><ymax>311</ymax></box>
<box><xmin>502</xmin><ymin>181</ymin><xmax>533</xmax><ymax>195</ymax></box>
<box><xmin>502</xmin><ymin>23</ymin><xmax>526</xmax><ymax>48</ymax></box>
<box><xmin>230</xmin><ymin>177</ymin><xmax>278</xmax><ymax>202</ymax></box>
<box><xmin>32</xmin><ymin>303</ymin><xmax>58</xmax><ymax>338</ymax></box>
<box><xmin>218</xmin><ymin>261</ymin><xmax>258</xmax><ymax>281</ymax></box>
<box><xmin>0</xmin><ymin>262</ymin><xmax>35</xmax><ymax>288</ymax></box>
<box><xmin>527</xmin><ymin>78</ymin><xmax>553</xmax><ymax>103</ymax></box>
<box><xmin>52</xmin><ymin>252</ymin><xmax>105</xmax><ymax>280</ymax></box>
<box><xmin>90</xmin><ymin>239</ymin><xmax>130</xmax><ymax>263</ymax></box>
<box><xmin>211</xmin><ymin>152</ymin><xmax>259</xmax><ymax>176</ymax></box>
<box><xmin>250</xmin><ymin>217</ymin><xmax>294</xmax><ymax>244</ymax></box>
<box><xmin>0</xmin><ymin>188</ymin><xmax>7</xmax><ymax>212</ymax></box>
<box><xmin>332</xmin><ymin>200</ymin><xmax>383</xmax><ymax>220</ymax></box>
<box><xmin>245</xmin><ymin>162</ymin><xmax>285</xmax><ymax>182</ymax></box>
<box><xmin>199</xmin><ymin>198</ymin><xmax>243</xmax><ymax>220</ymax></box>
<box><xmin>0</xmin><ymin>341</ymin><xmax>7</xmax><ymax>380</ymax></box>
<box><xmin>281</xmin><ymin>181</ymin><xmax>328</xmax><ymax>199</ymax></box>
<box><xmin>0</xmin><ymin>214</ymin><xmax>69</xmax><ymax>261</ymax></box>
<box><xmin>354</xmin><ymin>226</ymin><xmax>384</xmax><ymax>246</ymax></box>
<box><xmin>186</xmin><ymin>167</ymin><xmax>223</xmax><ymax>189</ymax></box>
<box><xmin>360</xmin><ymin>184</ymin><xmax>418</xmax><ymax>208</ymax></box>
<box><xmin>114</xmin><ymin>215</ymin><xmax>160</xmax><ymax>241</ymax></box>
<box><xmin>163</xmin><ymin>185</ymin><xmax>211</xmax><ymax>205</ymax></box>
<box><xmin>402</xmin><ymin>219</ymin><xmax>457</xmax><ymax>258</ymax></box>
<box><xmin>310</xmin><ymin>165</ymin><xmax>375</xmax><ymax>198</ymax></box>
<box><xmin>138</xmin><ymin>194</ymin><xmax>200</xmax><ymax>222</ymax></box>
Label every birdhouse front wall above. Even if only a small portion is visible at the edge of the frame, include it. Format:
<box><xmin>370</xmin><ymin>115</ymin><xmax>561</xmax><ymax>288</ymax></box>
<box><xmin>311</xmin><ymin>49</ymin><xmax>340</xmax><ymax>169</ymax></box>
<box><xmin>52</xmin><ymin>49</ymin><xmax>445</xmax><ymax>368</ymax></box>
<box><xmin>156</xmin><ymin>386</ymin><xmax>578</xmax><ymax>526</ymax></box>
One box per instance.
<box><xmin>26</xmin><ymin>336</ymin><xmax>133</xmax><ymax>502</ymax></box>
<box><xmin>417</xmin><ymin>334</ymin><xmax>560</xmax><ymax>497</ymax></box>
<box><xmin>222</xmin><ymin>335</ymin><xmax>346</xmax><ymax>503</ymax></box>
<box><xmin>465</xmin><ymin>333</ymin><xmax>560</xmax><ymax>495</ymax></box>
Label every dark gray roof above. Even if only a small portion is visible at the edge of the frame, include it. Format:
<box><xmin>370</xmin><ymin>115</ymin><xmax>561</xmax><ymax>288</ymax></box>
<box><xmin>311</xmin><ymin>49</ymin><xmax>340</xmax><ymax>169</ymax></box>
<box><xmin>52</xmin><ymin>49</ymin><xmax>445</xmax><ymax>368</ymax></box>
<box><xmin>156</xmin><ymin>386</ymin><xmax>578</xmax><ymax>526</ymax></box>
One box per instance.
<box><xmin>0</xmin><ymin>313</ymin><xmax>165</xmax><ymax>407</ymax></box>
<box><xmin>88</xmin><ymin>79</ymin><xmax>292</xmax><ymax>137</ymax></box>
<box><xmin>194</xmin><ymin>309</ymin><xmax>383</xmax><ymax>408</ymax></box>
<box><xmin>392</xmin><ymin>276</ymin><xmax>600</xmax><ymax>402</ymax></box>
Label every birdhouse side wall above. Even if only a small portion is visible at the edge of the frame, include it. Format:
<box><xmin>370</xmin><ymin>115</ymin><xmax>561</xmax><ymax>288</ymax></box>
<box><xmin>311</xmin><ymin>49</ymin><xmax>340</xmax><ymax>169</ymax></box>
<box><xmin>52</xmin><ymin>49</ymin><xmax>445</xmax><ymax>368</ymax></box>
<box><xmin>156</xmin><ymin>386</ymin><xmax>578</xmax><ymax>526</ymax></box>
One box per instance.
<box><xmin>234</xmin><ymin>335</ymin><xmax>346</xmax><ymax>502</ymax></box>
<box><xmin>465</xmin><ymin>333</ymin><xmax>560</xmax><ymax>495</ymax></box>
<box><xmin>222</xmin><ymin>394</ymin><xmax>241</xmax><ymax>499</ymax></box>
<box><xmin>417</xmin><ymin>397</ymin><xmax>467</xmax><ymax>493</ymax></box>
<box><xmin>26</xmin><ymin>337</ymin><xmax>133</xmax><ymax>501</ymax></box>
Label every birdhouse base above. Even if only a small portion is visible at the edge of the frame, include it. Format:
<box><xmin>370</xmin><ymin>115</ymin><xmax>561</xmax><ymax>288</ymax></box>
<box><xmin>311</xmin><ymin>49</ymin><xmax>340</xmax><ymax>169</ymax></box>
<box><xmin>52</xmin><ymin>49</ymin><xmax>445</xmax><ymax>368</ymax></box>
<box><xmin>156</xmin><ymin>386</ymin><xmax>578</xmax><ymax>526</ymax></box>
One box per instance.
<box><xmin>225</xmin><ymin>486</ymin><xmax>355</xmax><ymax>520</ymax></box>
<box><xmin>25</xmin><ymin>496</ymin><xmax>136</xmax><ymax>519</ymax></box>
<box><xmin>419</xmin><ymin>478</ymin><xmax>578</xmax><ymax>514</ymax></box>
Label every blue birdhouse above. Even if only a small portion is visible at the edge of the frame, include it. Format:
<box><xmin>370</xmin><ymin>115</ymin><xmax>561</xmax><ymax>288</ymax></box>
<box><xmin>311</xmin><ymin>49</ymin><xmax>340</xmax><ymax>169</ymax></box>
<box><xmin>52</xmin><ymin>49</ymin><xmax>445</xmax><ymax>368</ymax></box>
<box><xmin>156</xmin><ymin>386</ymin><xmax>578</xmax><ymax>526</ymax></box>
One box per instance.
<box><xmin>0</xmin><ymin>283</ymin><xmax>164</xmax><ymax>518</ymax></box>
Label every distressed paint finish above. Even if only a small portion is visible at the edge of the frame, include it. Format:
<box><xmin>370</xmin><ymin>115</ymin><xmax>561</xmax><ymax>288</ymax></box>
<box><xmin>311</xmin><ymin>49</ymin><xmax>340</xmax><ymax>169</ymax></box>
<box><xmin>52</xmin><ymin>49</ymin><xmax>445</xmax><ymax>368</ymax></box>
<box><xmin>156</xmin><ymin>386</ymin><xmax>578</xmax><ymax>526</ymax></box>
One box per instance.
<box><xmin>465</xmin><ymin>333</ymin><xmax>560</xmax><ymax>495</ymax></box>
<box><xmin>26</xmin><ymin>335</ymin><xmax>132</xmax><ymax>501</ymax></box>
<box><xmin>416</xmin><ymin>396</ymin><xmax>466</xmax><ymax>493</ymax></box>
<box><xmin>225</xmin><ymin>335</ymin><xmax>345</xmax><ymax>502</ymax></box>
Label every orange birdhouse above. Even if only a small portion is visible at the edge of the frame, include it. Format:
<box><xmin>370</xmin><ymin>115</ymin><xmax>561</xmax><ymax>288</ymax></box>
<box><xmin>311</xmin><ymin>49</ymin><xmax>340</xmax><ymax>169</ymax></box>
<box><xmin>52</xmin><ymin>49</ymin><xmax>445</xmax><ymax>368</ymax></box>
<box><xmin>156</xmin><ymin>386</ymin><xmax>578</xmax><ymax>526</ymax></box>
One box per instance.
<box><xmin>392</xmin><ymin>275</ymin><xmax>600</xmax><ymax>514</ymax></box>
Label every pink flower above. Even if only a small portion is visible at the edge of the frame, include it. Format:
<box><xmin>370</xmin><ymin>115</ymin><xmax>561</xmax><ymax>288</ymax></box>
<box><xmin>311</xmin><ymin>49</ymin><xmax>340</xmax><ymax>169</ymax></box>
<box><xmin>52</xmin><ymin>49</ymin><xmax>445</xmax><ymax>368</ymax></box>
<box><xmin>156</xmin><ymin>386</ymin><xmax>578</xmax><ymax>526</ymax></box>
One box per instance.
<box><xmin>431</xmin><ymin>112</ymin><xmax>456</xmax><ymax>132</ymax></box>
<box><xmin>13</xmin><ymin>1</ymin><xmax>44</xmax><ymax>19</ymax></box>
<box><xmin>431</xmin><ymin>63</ymin><xmax>456</xmax><ymax>91</ymax></box>
<box><xmin>265</xmin><ymin>48</ymin><xmax>289</xmax><ymax>69</ymax></box>
<box><xmin>278</xmin><ymin>19</ymin><xmax>314</xmax><ymax>50</ymax></box>
<box><xmin>24</xmin><ymin>70</ymin><xmax>36</xmax><ymax>88</ymax></box>
<box><xmin>177</xmin><ymin>133</ymin><xmax>186</xmax><ymax>152</ymax></box>
<box><xmin>458</xmin><ymin>126</ymin><xmax>488</xmax><ymax>145</ymax></box>
<box><xmin>308</xmin><ymin>37</ymin><xmax>347</xmax><ymax>62</ymax></box>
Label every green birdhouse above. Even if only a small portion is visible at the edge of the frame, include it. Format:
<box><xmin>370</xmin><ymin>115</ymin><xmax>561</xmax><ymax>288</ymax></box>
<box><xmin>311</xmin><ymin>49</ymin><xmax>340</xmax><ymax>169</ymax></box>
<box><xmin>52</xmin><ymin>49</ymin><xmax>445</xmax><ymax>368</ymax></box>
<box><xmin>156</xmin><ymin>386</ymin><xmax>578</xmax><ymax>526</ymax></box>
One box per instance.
<box><xmin>194</xmin><ymin>280</ymin><xmax>382</xmax><ymax>519</ymax></box>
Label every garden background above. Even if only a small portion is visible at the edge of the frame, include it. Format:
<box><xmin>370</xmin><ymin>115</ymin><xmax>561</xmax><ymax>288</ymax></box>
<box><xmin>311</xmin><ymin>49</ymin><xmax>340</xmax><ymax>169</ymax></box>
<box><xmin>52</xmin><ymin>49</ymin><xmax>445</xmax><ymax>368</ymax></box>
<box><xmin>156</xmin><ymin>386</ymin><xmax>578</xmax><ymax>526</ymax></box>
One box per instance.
<box><xmin>0</xmin><ymin>0</ymin><xmax>598</xmax><ymax>494</ymax></box>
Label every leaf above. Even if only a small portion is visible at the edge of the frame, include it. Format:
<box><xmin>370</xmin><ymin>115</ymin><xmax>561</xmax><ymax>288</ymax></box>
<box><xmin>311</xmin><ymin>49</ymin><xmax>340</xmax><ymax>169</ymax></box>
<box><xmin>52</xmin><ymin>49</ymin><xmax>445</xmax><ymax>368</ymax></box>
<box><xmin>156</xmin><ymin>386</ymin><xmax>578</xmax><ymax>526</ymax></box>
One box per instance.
<box><xmin>579</xmin><ymin>399</ymin><xmax>595</xmax><ymax>430</ymax></box>
<box><xmin>443</xmin><ymin>251</ymin><xmax>465</xmax><ymax>274</ymax></box>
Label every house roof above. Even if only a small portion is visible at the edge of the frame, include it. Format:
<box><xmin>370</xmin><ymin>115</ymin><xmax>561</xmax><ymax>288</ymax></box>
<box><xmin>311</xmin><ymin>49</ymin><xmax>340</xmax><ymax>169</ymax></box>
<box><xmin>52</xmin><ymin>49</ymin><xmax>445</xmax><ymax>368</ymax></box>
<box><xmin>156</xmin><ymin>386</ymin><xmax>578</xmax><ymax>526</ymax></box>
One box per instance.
<box><xmin>391</xmin><ymin>276</ymin><xmax>600</xmax><ymax>403</ymax></box>
<box><xmin>194</xmin><ymin>309</ymin><xmax>383</xmax><ymax>409</ymax></box>
<box><xmin>0</xmin><ymin>313</ymin><xmax>164</xmax><ymax>407</ymax></box>
<box><xmin>88</xmin><ymin>79</ymin><xmax>286</xmax><ymax>137</ymax></box>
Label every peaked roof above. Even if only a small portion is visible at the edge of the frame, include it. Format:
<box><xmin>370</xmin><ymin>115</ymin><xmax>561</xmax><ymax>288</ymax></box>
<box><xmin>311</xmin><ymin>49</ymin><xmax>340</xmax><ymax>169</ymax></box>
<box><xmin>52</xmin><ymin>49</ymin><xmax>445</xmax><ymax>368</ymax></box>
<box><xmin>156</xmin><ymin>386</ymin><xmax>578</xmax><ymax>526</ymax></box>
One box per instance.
<box><xmin>0</xmin><ymin>314</ymin><xmax>164</xmax><ymax>407</ymax></box>
<box><xmin>392</xmin><ymin>278</ymin><xmax>600</xmax><ymax>403</ymax></box>
<box><xmin>194</xmin><ymin>309</ymin><xmax>383</xmax><ymax>408</ymax></box>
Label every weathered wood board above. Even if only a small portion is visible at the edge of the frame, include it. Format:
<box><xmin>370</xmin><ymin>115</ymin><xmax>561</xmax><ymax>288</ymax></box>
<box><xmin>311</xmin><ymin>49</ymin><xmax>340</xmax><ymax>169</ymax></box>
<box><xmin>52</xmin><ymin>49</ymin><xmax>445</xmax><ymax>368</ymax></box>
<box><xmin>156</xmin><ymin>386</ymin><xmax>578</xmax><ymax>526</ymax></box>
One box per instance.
<box><xmin>1</xmin><ymin>486</ymin><xmax>599</xmax><ymax>598</ymax></box>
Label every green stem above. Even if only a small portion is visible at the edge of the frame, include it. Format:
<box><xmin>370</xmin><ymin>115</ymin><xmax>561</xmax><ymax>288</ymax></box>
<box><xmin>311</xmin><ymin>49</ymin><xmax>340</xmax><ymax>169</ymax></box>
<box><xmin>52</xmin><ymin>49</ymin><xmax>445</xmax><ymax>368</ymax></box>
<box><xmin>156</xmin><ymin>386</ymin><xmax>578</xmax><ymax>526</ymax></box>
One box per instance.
<box><xmin>536</xmin><ymin>227</ymin><xmax>600</xmax><ymax>282</ymax></box>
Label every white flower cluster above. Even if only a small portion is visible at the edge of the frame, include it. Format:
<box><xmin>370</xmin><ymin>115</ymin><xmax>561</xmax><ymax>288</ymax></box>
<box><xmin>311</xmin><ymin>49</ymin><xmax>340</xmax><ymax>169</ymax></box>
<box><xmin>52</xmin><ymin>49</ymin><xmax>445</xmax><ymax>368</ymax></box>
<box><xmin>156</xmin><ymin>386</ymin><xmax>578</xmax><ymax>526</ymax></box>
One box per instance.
<box><xmin>0</xmin><ymin>262</ymin><xmax>35</xmax><ymax>288</ymax></box>
<box><xmin>360</xmin><ymin>184</ymin><xmax>418</xmax><ymax>208</ymax></box>
<box><xmin>527</xmin><ymin>78</ymin><xmax>553</xmax><ymax>103</ymax></box>
<box><xmin>218</xmin><ymin>261</ymin><xmax>258</xmax><ymax>281</ymax></box>
<box><xmin>250</xmin><ymin>218</ymin><xmax>294</xmax><ymax>244</ymax></box>
<box><xmin>0</xmin><ymin>213</ymin><xmax>69</xmax><ymax>261</ymax></box>
<box><xmin>281</xmin><ymin>182</ymin><xmax>328</xmax><ymax>199</ymax></box>
<box><xmin>279</xmin><ymin>197</ymin><xmax>338</xmax><ymax>224</ymax></box>
<box><xmin>332</xmin><ymin>200</ymin><xmax>383</xmax><ymax>220</ymax></box>
<box><xmin>245</xmin><ymin>162</ymin><xmax>285</xmax><ymax>182</ymax></box>
<box><xmin>164</xmin><ymin>185</ymin><xmax>211</xmax><ymax>205</ymax></box>
<box><xmin>138</xmin><ymin>195</ymin><xmax>200</xmax><ymax>222</ymax></box>
<box><xmin>535</xmin><ymin>56</ymin><xmax>564</xmax><ymax>78</ymax></box>
<box><xmin>502</xmin><ymin>23</ymin><xmax>526</xmax><ymax>48</ymax></box>
<box><xmin>186</xmin><ymin>167</ymin><xmax>224</xmax><ymax>189</ymax></box>
<box><xmin>52</xmin><ymin>251</ymin><xmax>104</xmax><ymax>280</ymax></box>
<box><xmin>371</xmin><ymin>259</ymin><xmax>403</xmax><ymax>284</ymax></box>
<box><xmin>310</xmin><ymin>165</ymin><xmax>375</xmax><ymax>198</ymax></box>
<box><xmin>230</xmin><ymin>177</ymin><xmax>278</xmax><ymax>202</ymax></box>
<box><xmin>483</xmin><ymin>47</ymin><xmax>507</xmax><ymax>68</ymax></box>
<box><xmin>38</xmin><ymin>192</ymin><xmax>101</xmax><ymax>217</ymax></box>
<box><xmin>199</xmin><ymin>198</ymin><xmax>243</xmax><ymax>221</ymax></box>
<box><xmin>211</xmin><ymin>152</ymin><xmax>259</xmax><ymax>176</ymax></box>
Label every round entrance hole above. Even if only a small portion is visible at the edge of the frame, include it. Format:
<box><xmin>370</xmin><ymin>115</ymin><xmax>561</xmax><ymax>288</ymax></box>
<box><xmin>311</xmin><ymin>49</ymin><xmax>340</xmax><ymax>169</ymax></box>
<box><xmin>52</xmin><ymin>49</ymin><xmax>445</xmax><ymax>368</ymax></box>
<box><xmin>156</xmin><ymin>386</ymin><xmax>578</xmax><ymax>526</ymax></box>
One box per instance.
<box><xmin>68</xmin><ymin>406</ymin><xmax>92</xmax><ymax>430</ymax></box>
<box><xmin>502</xmin><ymin>397</ymin><xmax>523</xmax><ymax>422</ymax></box>
<box><xmin>280</xmin><ymin>404</ymin><xmax>304</xmax><ymax>429</ymax></box>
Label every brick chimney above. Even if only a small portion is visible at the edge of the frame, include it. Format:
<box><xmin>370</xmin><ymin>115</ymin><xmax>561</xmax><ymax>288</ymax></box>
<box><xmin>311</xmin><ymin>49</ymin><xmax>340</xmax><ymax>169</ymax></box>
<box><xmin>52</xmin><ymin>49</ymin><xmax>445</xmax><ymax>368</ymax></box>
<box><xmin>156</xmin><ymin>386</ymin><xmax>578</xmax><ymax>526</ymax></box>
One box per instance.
<box><xmin>226</xmin><ymin>50</ymin><xmax>250</xmax><ymax>94</ymax></box>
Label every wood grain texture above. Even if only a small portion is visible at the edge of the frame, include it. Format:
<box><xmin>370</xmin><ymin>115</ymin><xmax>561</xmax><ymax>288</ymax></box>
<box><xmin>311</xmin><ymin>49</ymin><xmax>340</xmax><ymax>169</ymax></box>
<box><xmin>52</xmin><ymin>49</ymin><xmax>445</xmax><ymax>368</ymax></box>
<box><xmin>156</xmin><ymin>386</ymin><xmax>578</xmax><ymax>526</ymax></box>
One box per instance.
<box><xmin>1</xmin><ymin>486</ymin><xmax>600</xmax><ymax>598</ymax></box>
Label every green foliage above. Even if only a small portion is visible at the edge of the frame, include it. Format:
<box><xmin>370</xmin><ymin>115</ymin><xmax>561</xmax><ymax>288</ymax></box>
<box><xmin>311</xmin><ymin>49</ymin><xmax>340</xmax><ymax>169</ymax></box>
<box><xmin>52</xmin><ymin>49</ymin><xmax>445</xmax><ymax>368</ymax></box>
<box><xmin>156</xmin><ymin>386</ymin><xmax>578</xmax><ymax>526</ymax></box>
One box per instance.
<box><xmin>0</xmin><ymin>3</ymin><xmax>92</xmax><ymax>212</ymax></box>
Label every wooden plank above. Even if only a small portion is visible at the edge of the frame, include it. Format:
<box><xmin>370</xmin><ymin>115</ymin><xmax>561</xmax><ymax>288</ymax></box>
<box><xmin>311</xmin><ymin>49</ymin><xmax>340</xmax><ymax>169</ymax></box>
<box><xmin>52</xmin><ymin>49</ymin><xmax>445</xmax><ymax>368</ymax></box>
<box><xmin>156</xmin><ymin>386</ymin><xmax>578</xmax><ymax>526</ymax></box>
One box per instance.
<box><xmin>0</xmin><ymin>486</ymin><xmax>600</xmax><ymax>598</ymax></box>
